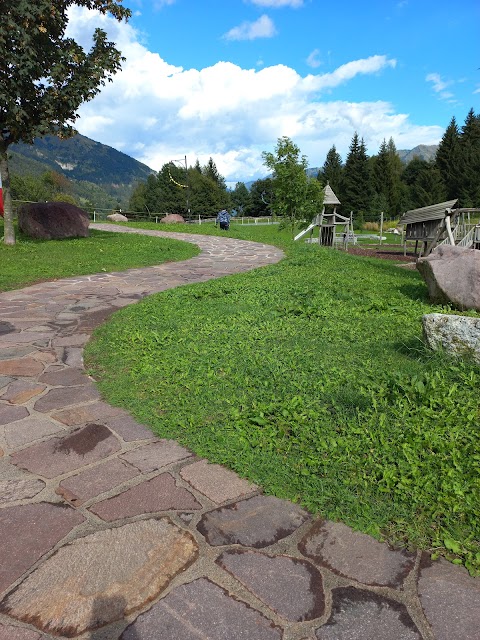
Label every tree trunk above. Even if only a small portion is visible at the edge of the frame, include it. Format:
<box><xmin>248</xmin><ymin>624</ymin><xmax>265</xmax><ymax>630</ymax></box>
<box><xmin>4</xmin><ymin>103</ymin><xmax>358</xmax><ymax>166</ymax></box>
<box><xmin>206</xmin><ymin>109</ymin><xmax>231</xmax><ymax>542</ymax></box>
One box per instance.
<box><xmin>0</xmin><ymin>140</ymin><xmax>15</xmax><ymax>245</ymax></box>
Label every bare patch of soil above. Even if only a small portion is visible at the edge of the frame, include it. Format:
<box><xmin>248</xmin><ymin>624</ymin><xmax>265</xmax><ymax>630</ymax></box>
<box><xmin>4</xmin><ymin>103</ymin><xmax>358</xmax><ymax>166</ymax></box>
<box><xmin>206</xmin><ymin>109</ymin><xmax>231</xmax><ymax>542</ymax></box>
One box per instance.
<box><xmin>346</xmin><ymin>245</ymin><xmax>416</xmax><ymax>262</ymax></box>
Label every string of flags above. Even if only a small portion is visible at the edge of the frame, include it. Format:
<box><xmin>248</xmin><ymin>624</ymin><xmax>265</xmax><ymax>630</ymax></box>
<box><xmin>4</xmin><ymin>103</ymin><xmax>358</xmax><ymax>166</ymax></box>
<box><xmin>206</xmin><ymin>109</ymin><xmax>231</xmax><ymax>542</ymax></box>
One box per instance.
<box><xmin>168</xmin><ymin>168</ymin><xmax>188</xmax><ymax>189</ymax></box>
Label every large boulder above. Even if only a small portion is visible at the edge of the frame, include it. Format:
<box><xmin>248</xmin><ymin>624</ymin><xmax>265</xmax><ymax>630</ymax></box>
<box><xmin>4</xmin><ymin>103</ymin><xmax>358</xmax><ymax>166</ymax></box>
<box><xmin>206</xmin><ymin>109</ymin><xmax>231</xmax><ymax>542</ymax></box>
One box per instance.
<box><xmin>423</xmin><ymin>313</ymin><xmax>480</xmax><ymax>363</ymax></box>
<box><xmin>18</xmin><ymin>202</ymin><xmax>90</xmax><ymax>240</ymax></box>
<box><xmin>416</xmin><ymin>246</ymin><xmax>480</xmax><ymax>311</ymax></box>
<box><xmin>161</xmin><ymin>214</ymin><xmax>185</xmax><ymax>223</ymax></box>
<box><xmin>107</xmin><ymin>213</ymin><xmax>128</xmax><ymax>222</ymax></box>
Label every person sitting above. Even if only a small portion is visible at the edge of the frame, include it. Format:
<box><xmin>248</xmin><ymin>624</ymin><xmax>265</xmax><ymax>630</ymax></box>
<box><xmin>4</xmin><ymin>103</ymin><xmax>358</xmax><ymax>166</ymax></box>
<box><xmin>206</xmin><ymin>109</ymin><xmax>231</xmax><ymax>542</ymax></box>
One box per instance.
<box><xmin>216</xmin><ymin>209</ymin><xmax>230</xmax><ymax>231</ymax></box>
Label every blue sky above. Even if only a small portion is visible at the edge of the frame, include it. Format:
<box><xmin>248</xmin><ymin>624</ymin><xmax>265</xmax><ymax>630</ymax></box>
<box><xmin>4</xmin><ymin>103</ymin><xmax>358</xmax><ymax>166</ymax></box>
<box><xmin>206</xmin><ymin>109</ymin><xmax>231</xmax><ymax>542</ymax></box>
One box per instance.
<box><xmin>66</xmin><ymin>0</ymin><xmax>479</xmax><ymax>184</ymax></box>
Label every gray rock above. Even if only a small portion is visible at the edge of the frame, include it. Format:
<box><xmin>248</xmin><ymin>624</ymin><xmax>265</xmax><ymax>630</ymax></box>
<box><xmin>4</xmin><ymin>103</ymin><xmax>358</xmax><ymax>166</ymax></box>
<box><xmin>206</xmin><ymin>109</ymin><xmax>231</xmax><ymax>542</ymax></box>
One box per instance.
<box><xmin>423</xmin><ymin>313</ymin><xmax>480</xmax><ymax>363</ymax></box>
<box><xmin>107</xmin><ymin>213</ymin><xmax>128</xmax><ymax>222</ymax></box>
<box><xmin>18</xmin><ymin>202</ymin><xmax>90</xmax><ymax>240</ymax></box>
<box><xmin>416</xmin><ymin>245</ymin><xmax>480</xmax><ymax>311</ymax></box>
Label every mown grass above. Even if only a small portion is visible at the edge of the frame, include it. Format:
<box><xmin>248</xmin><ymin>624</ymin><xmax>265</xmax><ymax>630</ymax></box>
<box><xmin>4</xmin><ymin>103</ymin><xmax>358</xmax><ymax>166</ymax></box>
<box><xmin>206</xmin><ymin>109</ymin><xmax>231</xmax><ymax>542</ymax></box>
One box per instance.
<box><xmin>0</xmin><ymin>222</ymin><xmax>199</xmax><ymax>291</ymax></box>
<box><xmin>85</xmin><ymin>222</ymin><xmax>480</xmax><ymax>574</ymax></box>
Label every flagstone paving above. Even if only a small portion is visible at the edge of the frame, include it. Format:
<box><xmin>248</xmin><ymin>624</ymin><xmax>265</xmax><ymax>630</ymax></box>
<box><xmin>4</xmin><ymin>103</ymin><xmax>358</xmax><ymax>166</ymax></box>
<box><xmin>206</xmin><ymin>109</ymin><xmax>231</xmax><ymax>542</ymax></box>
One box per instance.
<box><xmin>0</xmin><ymin>224</ymin><xmax>478</xmax><ymax>639</ymax></box>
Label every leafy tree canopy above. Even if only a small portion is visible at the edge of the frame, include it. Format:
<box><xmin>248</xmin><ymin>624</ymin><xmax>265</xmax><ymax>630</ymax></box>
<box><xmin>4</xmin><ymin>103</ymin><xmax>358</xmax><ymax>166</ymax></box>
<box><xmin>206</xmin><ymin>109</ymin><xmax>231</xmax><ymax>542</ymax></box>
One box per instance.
<box><xmin>262</xmin><ymin>136</ymin><xmax>324</xmax><ymax>235</ymax></box>
<box><xmin>0</xmin><ymin>0</ymin><xmax>131</xmax><ymax>243</ymax></box>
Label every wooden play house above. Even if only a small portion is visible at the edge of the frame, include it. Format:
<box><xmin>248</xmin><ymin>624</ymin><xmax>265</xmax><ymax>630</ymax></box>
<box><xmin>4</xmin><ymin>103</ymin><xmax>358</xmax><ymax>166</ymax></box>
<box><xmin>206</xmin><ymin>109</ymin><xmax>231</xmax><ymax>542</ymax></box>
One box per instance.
<box><xmin>294</xmin><ymin>183</ymin><xmax>353</xmax><ymax>247</ymax></box>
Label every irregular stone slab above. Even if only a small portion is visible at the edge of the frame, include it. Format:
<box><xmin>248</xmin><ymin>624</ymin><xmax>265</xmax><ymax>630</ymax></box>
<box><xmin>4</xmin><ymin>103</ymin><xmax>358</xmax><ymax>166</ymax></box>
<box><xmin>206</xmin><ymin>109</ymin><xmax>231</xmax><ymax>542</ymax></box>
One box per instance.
<box><xmin>120</xmin><ymin>440</ymin><xmax>192</xmax><ymax>472</ymax></box>
<box><xmin>52</xmin><ymin>334</ymin><xmax>90</xmax><ymax>347</ymax></box>
<box><xmin>0</xmin><ymin>347</ymin><xmax>34</xmax><ymax>361</ymax></box>
<box><xmin>0</xmin><ymin>321</ymin><xmax>16</xmax><ymax>335</ymax></box>
<box><xmin>121</xmin><ymin>578</ymin><xmax>282</xmax><ymax>640</ymax></box>
<box><xmin>0</xmin><ymin>359</ymin><xmax>44</xmax><ymax>377</ymax></box>
<box><xmin>180</xmin><ymin>459</ymin><xmax>258</xmax><ymax>504</ymax></box>
<box><xmin>89</xmin><ymin>473</ymin><xmax>201</xmax><ymax>521</ymax></box>
<box><xmin>33</xmin><ymin>385</ymin><xmax>100</xmax><ymax>412</ymax></box>
<box><xmin>423</xmin><ymin>313</ymin><xmax>480</xmax><ymax>363</ymax></box>
<box><xmin>38</xmin><ymin>367</ymin><xmax>90</xmax><ymax>386</ymax></box>
<box><xmin>315</xmin><ymin>587</ymin><xmax>421</xmax><ymax>639</ymax></box>
<box><xmin>0</xmin><ymin>404</ymin><xmax>29</xmax><ymax>426</ymax></box>
<box><xmin>62</xmin><ymin>346</ymin><xmax>83</xmax><ymax>368</ymax></box>
<box><xmin>0</xmin><ymin>375</ymin><xmax>14</xmax><ymax>390</ymax></box>
<box><xmin>4</xmin><ymin>415</ymin><xmax>64</xmax><ymax>449</ymax></box>
<box><xmin>198</xmin><ymin>495</ymin><xmax>309</xmax><ymax>548</ymax></box>
<box><xmin>0</xmin><ymin>502</ymin><xmax>84</xmax><ymax>593</ymax></box>
<box><xmin>10</xmin><ymin>424</ymin><xmax>120</xmax><ymax>478</ymax></box>
<box><xmin>57</xmin><ymin>458</ymin><xmax>140</xmax><ymax>506</ymax></box>
<box><xmin>0</xmin><ymin>332</ymin><xmax>53</xmax><ymax>344</ymax></box>
<box><xmin>0</xmin><ymin>519</ymin><xmax>198</xmax><ymax>638</ymax></box>
<box><xmin>0</xmin><ymin>624</ymin><xmax>41</xmax><ymax>639</ymax></box>
<box><xmin>52</xmin><ymin>400</ymin><xmax>124</xmax><ymax>425</ymax></box>
<box><xmin>0</xmin><ymin>478</ymin><xmax>46</xmax><ymax>506</ymax></box>
<box><xmin>418</xmin><ymin>557</ymin><xmax>480</xmax><ymax>640</ymax></box>
<box><xmin>218</xmin><ymin>550</ymin><xmax>324</xmax><ymax>621</ymax></box>
<box><xmin>1</xmin><ymin>380</ymin><xmax>46</xmax><ymax>404</ymax></box>
<box><xmin>32</xmin><ymin>350</ymin><xmax>57</xmax><ymax>364</ymax></box>
<box><xmin>299</xmin><ymin>520</ymin><xmax>415</xmax><ymax>588</ymax></box>
<box><xmin>103</xmin><ymin>414</ymin><xmax>155</xmax><ymax>441</ymax></box>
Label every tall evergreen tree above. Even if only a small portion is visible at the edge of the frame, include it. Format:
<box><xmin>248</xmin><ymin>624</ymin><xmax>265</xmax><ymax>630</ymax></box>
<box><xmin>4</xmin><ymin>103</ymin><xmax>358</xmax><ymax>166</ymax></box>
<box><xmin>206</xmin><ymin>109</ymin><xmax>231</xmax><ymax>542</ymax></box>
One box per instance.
<box><xmin>458</xmin><ymin>108</ymin><xmax>480</xmax><ymax>206</ymax></box>
<box><xmin>435</xmin><ymin>117</ymin><xmax>461</xmax><ymax>200</ymax></box>
<box><xmin>340</xmin><ymin>133</ymin><xmax>372</xmax><ymax>221</ymax></box>
<box><xmin>318</xmin><ymin>145</ymin><xmax>343</xmax><ymax>194</ymax></box>
<box><xmin>203</xmin><ymin>158</ymin><xmax>226</xmax><ymax>190</ymax></box>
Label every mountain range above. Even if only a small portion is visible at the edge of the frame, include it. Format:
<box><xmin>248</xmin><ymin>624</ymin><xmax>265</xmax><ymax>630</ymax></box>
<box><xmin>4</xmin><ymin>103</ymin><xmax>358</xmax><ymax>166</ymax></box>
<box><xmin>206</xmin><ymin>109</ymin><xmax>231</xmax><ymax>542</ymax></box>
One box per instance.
<box><xmin>9</xmin><ymin>134</ymin><xmax>154</xmax><ymax>210</ymax></box>
<box><xmin>8</xmin><ymin>134</ymin><xmax>439</xmax><ymax>208</ymax></box>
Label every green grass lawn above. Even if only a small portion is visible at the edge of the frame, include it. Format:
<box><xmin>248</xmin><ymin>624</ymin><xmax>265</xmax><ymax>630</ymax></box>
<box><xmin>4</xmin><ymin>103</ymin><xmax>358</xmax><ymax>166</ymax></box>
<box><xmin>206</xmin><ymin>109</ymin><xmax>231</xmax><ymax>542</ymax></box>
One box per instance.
<box><xmin>0</xmin><ymin>222</ymin><xmax>199</xmax><ymax>291</ymax></box>
<box><xmin>84</xmin><ymin>222</ymin><xmax>480</xmax><ymax>575</ymax></box>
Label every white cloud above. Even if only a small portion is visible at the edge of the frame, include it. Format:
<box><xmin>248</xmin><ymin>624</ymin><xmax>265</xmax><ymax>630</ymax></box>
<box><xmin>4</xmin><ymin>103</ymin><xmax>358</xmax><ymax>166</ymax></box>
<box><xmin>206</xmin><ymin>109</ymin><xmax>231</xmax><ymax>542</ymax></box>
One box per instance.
<box><xmin>248</xmin><ymin>0</ymin><xmax>304</xmax><ymax>7</ymax></box>
<box><xmin>474</xmin><ymin>86</ymin><xmax>480</xmax><ymax>94</ymax></box>
<box><xmin>306</xmin><ymin>49</ymin><xmax>321</xmax><ymax>69</ymax></box>
<box><xmin>426</xmin><ymin>72</ymin><xmax>450</xmax><ymax>93</ymax></box>
<box><xmin>66</xmin><ymin>7</ymin><xmax>442</xmax><ymax>183</ymax></box>
<box><xmin>223</xmin><ymin>15</ymin><xmax>276</xmax><ymax>41</ymax></box>
<box><xmin>153</xmin><ymin>0</ymin><xmax>176</xmax><ymax>8</ymax></box>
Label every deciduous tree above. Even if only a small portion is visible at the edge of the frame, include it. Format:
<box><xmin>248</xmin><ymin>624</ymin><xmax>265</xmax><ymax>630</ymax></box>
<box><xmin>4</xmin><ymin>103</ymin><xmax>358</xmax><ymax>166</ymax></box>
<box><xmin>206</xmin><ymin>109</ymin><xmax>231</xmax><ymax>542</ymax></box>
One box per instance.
<box><xmin>262</xmin><ymin>136</ymin><xmax>323</xmax><ymax>235</ymax></box>
<box><xmin>0</xmin><ymin>0</ymin><xmax>131</xmax><ymax>244</ymax></box>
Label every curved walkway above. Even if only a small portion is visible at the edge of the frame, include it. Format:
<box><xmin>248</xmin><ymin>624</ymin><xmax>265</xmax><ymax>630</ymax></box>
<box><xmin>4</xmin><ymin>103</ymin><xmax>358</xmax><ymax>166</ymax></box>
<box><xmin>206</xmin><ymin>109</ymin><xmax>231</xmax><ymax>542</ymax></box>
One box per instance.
<box><xmin>0</xmin><ymin>225</ymin><xmax>478</xmax><ymax>640</ymax></box>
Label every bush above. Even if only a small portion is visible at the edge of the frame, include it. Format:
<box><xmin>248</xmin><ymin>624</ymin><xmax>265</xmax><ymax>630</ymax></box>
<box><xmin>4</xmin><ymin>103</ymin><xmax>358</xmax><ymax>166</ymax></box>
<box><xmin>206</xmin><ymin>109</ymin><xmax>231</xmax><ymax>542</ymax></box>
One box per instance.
<box><xmin>363</xmin><ymin>222</ymin><xmax>380</xmax><ymax>231</ymax></box>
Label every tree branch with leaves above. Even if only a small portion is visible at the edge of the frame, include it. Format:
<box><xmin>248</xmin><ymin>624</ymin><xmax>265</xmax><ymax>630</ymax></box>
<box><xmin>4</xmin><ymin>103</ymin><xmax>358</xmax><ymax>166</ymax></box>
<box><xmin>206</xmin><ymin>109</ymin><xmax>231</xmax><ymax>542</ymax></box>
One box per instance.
<box><xmin>0</xmin><ymin>0</ymin><xmax>131</xmax><ymax>244</ymax></box>
<box><xmin>262</xmin><ymin>136</ymin><xmax>323</xmax><ymax>236</ymax></box>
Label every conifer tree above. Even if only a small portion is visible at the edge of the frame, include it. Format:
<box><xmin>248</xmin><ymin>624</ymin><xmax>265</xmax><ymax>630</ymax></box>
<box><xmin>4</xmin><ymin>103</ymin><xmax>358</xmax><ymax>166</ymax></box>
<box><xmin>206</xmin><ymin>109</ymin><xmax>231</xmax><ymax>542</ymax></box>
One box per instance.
<box><xmin>318</xmin><ymin>145</ymin><xmax>343</xmax><ymax>194</ymax></box>
<box><xmin>340</xmin><ymin>133</ymin><xmax>372</xmax><ymax>221</ymax></box>
<box><xmin>458</xmin><ymin>108</ymin><xmax>480</xmax><ymax>206</ymax></box>
<box><xmin>435</xmin><ymin>117</ymin><xmax>461</xmax><ymax>200</ymax></box>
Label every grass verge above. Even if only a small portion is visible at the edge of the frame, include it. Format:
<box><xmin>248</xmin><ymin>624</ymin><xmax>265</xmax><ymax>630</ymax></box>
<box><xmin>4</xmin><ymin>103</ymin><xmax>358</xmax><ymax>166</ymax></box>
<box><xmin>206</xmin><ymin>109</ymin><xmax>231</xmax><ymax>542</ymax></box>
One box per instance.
<box><xmin>57</xmin><ymin>222</ymin><xmax>480</xmax><ymax>574</ymax></box>
<box><xmin>0</xmin><ymin>223</ymin><xmax>199</xmax><ymax>291</ymax></box>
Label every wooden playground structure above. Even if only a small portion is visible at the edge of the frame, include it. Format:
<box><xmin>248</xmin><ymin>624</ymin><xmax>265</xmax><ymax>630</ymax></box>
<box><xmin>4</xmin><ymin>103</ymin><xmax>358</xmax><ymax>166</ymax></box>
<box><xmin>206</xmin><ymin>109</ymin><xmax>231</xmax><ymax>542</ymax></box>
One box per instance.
<box><xmin>399</xmin><ymin>200</ymin><xmax>480</xmax><ymax>257</ymax></box>
<box><xmin>294</xmin><ymin>184</ymin><xmax>355</xmax><ymax>248</ymax></box>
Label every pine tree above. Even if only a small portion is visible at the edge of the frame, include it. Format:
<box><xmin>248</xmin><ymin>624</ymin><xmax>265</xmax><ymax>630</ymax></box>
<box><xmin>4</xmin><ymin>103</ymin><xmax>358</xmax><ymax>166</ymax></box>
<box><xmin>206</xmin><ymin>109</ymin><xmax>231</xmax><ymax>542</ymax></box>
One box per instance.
<box><xmin>458</xmin><ymin>108</ymin><xmax>480</xmax><ymax>206</ymax></box>
<box><xmin>340</xmin><ymin>133</ymin><xmax>372</xmax><ymax>221</ymax></box>
<box><xmin>318</xmin><ymin>145</ymin><xmax>343</xmax><ymax>194</ymax></box>
<box><xmin>435</xmin><ymin>117</ymin><xmax>461</xmax><ymax>200</ymax></box>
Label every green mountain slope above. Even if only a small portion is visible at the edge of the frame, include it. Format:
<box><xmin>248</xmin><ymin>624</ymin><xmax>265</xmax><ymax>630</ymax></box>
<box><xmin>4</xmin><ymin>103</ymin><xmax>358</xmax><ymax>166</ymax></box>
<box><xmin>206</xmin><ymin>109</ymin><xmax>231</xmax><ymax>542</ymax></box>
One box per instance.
<box><xmin>9</xmin><ymin>133</ymin><xmax>155</xmax><ymax>209</ymax></box>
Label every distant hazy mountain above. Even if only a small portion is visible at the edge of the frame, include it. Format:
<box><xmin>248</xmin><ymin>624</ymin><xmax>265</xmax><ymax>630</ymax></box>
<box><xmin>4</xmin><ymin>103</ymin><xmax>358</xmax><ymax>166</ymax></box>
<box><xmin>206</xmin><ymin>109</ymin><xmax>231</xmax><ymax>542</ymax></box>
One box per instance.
<box><xmin>397</xmin><ymin>144</ymin><xmax>438</xmax><ymax>163</ymax></box>
<box><xmin>9</xmin><ymin>133</ymin><xmax>155</xmax><ymax>209</ymax></box>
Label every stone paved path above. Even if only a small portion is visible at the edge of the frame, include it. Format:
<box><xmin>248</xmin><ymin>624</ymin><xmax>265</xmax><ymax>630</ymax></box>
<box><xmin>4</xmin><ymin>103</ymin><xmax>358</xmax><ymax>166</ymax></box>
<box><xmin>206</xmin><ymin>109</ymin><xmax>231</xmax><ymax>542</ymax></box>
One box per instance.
<box><xmin>0</xmin><ymin>224</ymin><xmax>478</xmax><ymax>640</ymax></box>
